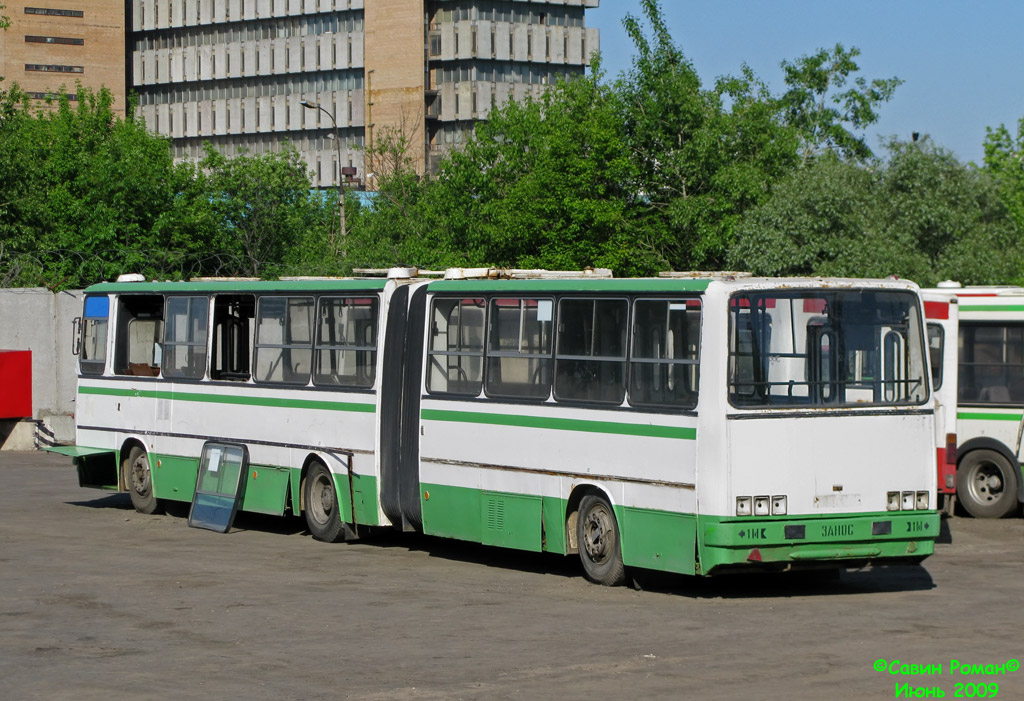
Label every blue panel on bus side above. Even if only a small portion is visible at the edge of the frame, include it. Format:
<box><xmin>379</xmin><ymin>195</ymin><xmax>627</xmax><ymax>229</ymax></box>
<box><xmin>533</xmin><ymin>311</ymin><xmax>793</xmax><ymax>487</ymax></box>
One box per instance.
<box><xmin>84</xmin><ymin>296</ymin><xmax>109</xmax><ymax>318</ymax></box>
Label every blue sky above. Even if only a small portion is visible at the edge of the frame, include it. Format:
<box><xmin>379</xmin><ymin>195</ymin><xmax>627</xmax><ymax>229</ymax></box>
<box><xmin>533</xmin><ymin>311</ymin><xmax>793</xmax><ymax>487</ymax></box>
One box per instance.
<box><xmin>588</xmin><ymin>1</ymin><xmax>1024</xmax><ymax>165</ymax></box>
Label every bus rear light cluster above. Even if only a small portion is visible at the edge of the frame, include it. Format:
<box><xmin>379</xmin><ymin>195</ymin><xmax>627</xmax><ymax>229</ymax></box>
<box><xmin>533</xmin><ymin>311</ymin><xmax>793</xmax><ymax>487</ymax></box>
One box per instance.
<box><xmin>887</xmin><ymin>491</ymin><xmax>930</xmax><ymax>511</ymax></box>
<box><xmin>735</xmin><ymin>495</ymin><xmax>787</xmax><ymax>516</ymax></box>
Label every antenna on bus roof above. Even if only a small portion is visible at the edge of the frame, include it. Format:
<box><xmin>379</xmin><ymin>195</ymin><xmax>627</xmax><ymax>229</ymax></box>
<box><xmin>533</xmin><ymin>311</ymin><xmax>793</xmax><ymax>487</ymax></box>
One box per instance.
<box><xmin>657</xmin><ymin>271</ymin><xmax>752</xmax><ymax>279</ymax></box>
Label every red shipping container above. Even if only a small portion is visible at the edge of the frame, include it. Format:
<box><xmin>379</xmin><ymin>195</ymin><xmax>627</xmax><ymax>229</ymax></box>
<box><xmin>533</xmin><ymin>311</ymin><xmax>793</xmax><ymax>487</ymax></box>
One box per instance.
<box><xmin>0</xmin><ymin>350</ymin><xmax>32</xmax><ymax>419</ymax></box>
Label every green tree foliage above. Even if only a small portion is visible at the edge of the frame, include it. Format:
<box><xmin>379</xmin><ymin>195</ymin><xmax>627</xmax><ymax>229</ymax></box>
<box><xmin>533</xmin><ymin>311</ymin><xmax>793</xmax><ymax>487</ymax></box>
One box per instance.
<box><xmin>196</xmin><ymin>145</ymin><xmax>332</xmax><ymax>278</ymax></box>
<box><xmin>347</xmin><ymin>124</ymin><xmax>428</xmax><ymax>269</ymax></box>
<box><xmin>983</xmin><ymin>118</ymin><xmax>1024</xmax><ymax>238</ymax></box>
<box><xmin>0</xmin><ymin>86</ymin><xmax>333</xmax><ymax>287</ymax></box>
<box><xmin>610</xmin><ymin>0</ymin><xmax>800</xmax><ymax>270</ymax></box>
<box><xmin>0</xmin><ymin>87</ymin><xmax>181</xmax><ymax>286</ymax></box>
<box><xmin>352</xmin><ymin>68</ymin><xmax>639</xmax><ymax>273</ymax></box>
<box><xmin>779</xmin><ymin>44</ymin><xmax>902</xmax><ymax>164</ymax></box>
<box><xmin>730</xmin><ymin>139</ymin><xmax>1021</xmax><ymax>286</ymax></box>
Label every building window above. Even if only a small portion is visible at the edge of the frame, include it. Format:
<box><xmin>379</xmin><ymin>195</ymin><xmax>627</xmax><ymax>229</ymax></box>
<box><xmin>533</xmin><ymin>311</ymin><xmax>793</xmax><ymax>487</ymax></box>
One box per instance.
<box><xmin>25</xmin><ymin>36</ymin><xmax>84</xmax><ymax>45</ymax></box>
<box><xmin>25</xmin><ymin>64</ymin><xmax>84</xmax><ymax>73</ymax></box>
<box><xmin>25</xmin><ymin>7</ymin><xmax>84</xmax><ymax>17</ymax></box>
<box><xmin>27</xmin><ymin>92</ymin><xmax>78</xmax><ymax>101</ymax></box>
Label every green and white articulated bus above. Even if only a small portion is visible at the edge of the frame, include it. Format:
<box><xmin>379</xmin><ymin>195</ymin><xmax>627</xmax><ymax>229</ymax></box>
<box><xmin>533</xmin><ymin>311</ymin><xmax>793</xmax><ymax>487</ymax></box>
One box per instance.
<box><xmin>924</xmin><ymin>283</ymin><xmax>1024</xmax><ymax>518</ymax></box>
<box><xmin>53</xmin><ymin>270</ymin><xmax>940</xmax><ymax>585</ymax></box>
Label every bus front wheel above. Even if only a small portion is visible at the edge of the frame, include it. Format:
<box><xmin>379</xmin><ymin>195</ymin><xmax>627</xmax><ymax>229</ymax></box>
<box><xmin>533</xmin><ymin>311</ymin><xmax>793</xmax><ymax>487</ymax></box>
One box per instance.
<box><xmin>124</xmin><ymin>445</ymin><xmax>160</xmax><ymax>515</ymax></box>
<box><xmin>303</xmin><ymin>462</ymin><xmax>346</xmax><ymax>543</ymax></box>
<box><xmin>957</xmin><ymin>449</ymin><xmax>1020</xmax><ymax>519</ymax></box>
<box><xmin>577</xmin><ymin>495</ymin><xmax>626</xmax><ymax>586</ymax></box>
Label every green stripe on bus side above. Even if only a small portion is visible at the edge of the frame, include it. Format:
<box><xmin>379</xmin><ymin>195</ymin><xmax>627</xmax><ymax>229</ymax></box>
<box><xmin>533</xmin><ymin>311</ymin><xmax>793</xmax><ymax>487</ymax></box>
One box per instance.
<box><xmin>959</xmin><ymin>305</ymin><xmax>1024</xmax><ymax>313</ymax></box>
<box><xmin>79</xmin><ymin>385</ymin><xmax>375</xmax><ymax>413</ymax></box>
<box><xmin>420</xmin><ymin>408</ymin><xmax>696</xmax><ymax>440</ymax></box>
<box><xmin>957</xmin><ymin>411</ymin><xmax>1023</xmax><ymax>422</ymax></box>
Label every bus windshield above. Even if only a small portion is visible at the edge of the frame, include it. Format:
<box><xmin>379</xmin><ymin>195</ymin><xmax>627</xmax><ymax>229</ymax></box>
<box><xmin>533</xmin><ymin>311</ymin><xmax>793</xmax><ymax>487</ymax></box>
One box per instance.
<box><xmin>729</xmin><ymin>289</ymin><xmax>928</xmax><ymax>408</ymax></box>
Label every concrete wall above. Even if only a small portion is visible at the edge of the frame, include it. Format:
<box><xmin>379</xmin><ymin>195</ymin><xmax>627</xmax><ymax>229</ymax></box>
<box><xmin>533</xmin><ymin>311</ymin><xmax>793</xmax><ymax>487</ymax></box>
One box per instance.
<box><xmin>0</xmin><ymin>289</ymin><xmax>83</xmax><ymax>444</ymax></box>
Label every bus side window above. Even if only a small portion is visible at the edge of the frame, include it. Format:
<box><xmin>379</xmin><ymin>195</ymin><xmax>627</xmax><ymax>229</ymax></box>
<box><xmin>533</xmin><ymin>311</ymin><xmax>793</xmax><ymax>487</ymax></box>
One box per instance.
<box><xmin>485</xmin><ymin>297</ymin><xmax>553</xmax><ymax>400</ymax></box>
<box><xmin>927</xmin><ymin>323</ymin><xmax>944</xmax><ymax>391</ymax></box>
<box><xmin>426</xmin><ymin>298</ymin><xmax>485</xmax><ymax>395</ymax></box>
<box><xmin>313</xmin><ymin>296</ymin><xmax>378</xmax><ymax>388</ymax></box>
<box><xmin>163</xmin><ymin>296</ymin><xmax>209</xmax><ymax>380</ymax></box>
<box><xmin>254</xmin><ymin>296</ymin><xmax>313</xmax><ymax>385</ymax></box>
<box><xmin>80</xmin><ymin>296</ymin><xmax>109</xmax><ymax>376</ymax></box>
<box><xmin>211</xmin><ymin>294</ymin><xmax>255</xmax><ymax>382</ymax></box>
<box><xmin>959</xmin><ymin>323</ymin><xmax>1024</xmax><ymax>404</ymax></box>
<box><xmin>114</xmin><ymin>295</ymin><xmax>164</xmax><ymax>377</ymax></box>
<box><xmin>629</xmin><ymin>298</ymin><xmax>700</xmax><ymax>408</ymax></box>
<box><xmin>554</xmin><ymin>298</ymin><xmax>627</xmax><ymax>404</ymax></box>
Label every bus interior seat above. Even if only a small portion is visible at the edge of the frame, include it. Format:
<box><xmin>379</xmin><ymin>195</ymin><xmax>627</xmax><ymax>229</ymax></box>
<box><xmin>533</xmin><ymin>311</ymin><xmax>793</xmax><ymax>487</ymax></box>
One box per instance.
<box><xmin>979</xmin><ymin>385</ymin><xmax>1011</xmax><ymax>403</ymax></box>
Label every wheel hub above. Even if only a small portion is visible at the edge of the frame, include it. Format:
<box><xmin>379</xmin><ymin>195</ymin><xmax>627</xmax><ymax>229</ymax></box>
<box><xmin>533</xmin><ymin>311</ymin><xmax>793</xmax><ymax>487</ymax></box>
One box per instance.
<box><xmin>309</xmin><ymin>475</ymin><xmax>334</xmax><ymax>524</ymax></box>
<box><xmin>131</xmin><ymin>456</ymin><xmax>151</xmax><ymax>495</ymax></box>
<box><xmin>583</xmin><ymin>510</ymin><xmax>612</xmax><ymax>561</ymax></box>
<box><xmin>973</xmin><ymin>466</ymin><xmax>1004</xmax><ymax>501</ymax></box>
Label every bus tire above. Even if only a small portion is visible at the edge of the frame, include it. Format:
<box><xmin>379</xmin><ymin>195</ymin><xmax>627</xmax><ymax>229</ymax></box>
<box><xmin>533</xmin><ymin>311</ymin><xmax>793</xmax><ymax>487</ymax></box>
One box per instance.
<box><xmin>957</xmin><ymin>449</ymin><xmax>1020</xmax><ymax>519</ymax></box>
<box><xmin>303</xmin><ymin>462</ymin><xmax>346</xmax><ymax>543</ymax></box>
<box><xmin>577</xmin><ymin>494</ymin><xmax>626</xmax><ymax>586</ymax></box>
<box><xmin>124</xmin><ymin>445</ymin><xmax>160</xmax><ymax>515</ymax></box>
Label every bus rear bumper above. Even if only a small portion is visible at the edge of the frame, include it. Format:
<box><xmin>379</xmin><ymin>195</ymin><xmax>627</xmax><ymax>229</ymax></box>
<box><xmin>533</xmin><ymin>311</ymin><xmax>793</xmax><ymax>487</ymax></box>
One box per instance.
<box><xmin>698</xmin><ymin>511</ymin><xmax>939</xmax><ymax>575</ymax></box>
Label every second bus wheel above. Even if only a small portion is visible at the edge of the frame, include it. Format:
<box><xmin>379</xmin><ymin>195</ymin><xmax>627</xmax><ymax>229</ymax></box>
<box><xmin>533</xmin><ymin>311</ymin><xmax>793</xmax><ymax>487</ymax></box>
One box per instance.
<box><xmin>577</xmin><ymin>494</ymin><xmax>626</xmax><ymax>586</ymax></box>
<box><xmin>957</xmin><ymin>449</ymin><xmax>1020</xmax><ymax>519</ymax></box>
<box><xmin>303</xmin><ymin>462</ymin><xmax>346</xmax><ymax>543</ymax></box>
<box><xmin>124</xmin><ymin>445</ymin><xmax>161</xmax><ymax>515</ymax></box>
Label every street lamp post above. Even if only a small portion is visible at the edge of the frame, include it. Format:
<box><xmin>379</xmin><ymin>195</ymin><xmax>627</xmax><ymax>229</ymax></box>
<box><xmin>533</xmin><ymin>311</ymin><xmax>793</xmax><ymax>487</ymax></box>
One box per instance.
<box><xmin>301</xmin><ymin>99</ymin><xmax>346</xmax><ymax>260</ymax></box>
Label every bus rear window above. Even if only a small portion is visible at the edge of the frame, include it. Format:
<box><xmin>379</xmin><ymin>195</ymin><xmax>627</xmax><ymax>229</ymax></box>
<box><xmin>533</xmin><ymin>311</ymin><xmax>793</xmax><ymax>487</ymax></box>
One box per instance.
<box><xmin>729</xmin><ymin>290</ymin><xmax>927</xmax><ymax>408</ymax></box>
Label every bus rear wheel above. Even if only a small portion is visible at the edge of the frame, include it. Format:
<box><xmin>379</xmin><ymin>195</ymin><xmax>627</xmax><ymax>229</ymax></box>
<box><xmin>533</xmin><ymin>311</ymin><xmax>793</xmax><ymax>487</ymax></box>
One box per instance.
<box><xmin>304</xmin><ymin>462</ymin><xmax>346</xmax><ymax>543</ymax></box>
<box><xmin>577</xmin><ymin>495</ymin><xmax>626</xmax><ymax>586</ymax></box>
<box><xmin>957</xmin><ymin>449</ymin><xmax>1020</xmax><ymax>519</ymax></box>
<box><xmin>124</xmin><ymin>445</ymin><xmax>160</xmax><ymax>515</ymax></box>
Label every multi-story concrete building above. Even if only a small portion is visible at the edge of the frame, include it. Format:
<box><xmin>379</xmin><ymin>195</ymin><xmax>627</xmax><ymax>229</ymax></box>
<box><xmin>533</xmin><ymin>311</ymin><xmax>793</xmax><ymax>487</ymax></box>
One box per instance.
<box><xmin>0</xmin><ymin>1</ymin><xmax>127</xmax><ymax>116</ymax></box>
<box><xmin>130</xmin><ymin>0</ymin><xmax>599</xmax><ymax>188</ymax></box>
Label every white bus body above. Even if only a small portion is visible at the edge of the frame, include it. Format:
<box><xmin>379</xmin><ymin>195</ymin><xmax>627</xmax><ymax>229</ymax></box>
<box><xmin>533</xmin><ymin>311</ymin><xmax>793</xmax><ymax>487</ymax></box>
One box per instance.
<box><xmin>924</xmin><ymin>285</ymin><xmax>1024</xmax><ymax>518</ymax></box>
<box><xmin>53</xmin><ymin>275</ymin><xmax>939</xmax><ymax>584</ymax></box>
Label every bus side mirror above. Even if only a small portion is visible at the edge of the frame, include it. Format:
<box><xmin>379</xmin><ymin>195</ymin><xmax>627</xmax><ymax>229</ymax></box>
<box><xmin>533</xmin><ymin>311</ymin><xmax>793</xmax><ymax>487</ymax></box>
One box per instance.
<box><xmin>72</xmin><ymin>317</ymin><xmax>82</xmax><ymax>356</ymax></box>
